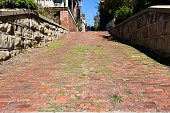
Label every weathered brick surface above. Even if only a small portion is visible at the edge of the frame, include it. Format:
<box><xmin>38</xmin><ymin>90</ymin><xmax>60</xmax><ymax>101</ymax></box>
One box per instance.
<box><xmin>60</xmin><ymin>10</ymin><xmax>77</xmax><ymax>32</ymax></box>
<box><xmin>0</xmin><ymin>32</ymin><xmax>169</xmax><ymax>112</ymax></box>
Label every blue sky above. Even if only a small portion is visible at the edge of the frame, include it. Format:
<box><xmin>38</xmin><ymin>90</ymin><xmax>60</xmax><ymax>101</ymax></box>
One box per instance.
<box><xmin>82</xmin><ymin>0</ymin><xmax>100</xmax><ymax>26</ymax></box>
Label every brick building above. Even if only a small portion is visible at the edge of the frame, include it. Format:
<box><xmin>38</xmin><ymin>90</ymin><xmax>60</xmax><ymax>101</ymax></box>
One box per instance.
<box><xmin>35</xmin><ymin>0</ymin><xmax>82</xmax><ymax>32</ymax></box>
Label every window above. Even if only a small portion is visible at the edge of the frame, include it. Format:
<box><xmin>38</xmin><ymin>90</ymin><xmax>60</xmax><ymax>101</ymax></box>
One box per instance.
<box><xmin>55</xmin><ymin>0</ymin><xmax>62</xmax><ymax>3</ymax></box>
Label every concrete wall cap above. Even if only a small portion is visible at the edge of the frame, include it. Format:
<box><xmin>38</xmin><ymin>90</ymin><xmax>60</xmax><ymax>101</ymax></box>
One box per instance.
<box><xmin>149</xmin><ymin>5</ymin><xmax>170</xmax><ymax>8</ymax></box>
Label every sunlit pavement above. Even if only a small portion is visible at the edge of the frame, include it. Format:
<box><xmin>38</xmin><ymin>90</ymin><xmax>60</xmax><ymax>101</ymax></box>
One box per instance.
<box><xmin>0</xmin><ymin>32</ymin><xmax>169</xmax><ymax>112</ymax></box>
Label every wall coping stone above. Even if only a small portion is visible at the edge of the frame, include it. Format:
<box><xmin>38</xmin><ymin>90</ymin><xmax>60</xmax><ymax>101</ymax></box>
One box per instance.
<box><xmin>0</xmin><ymin>8</ymin><xmax>68</xmax><ymax>31</ymax></box>
<box><xmin>110</xmin><ymin>5</ymin><xmax>170</xmax><ymax>30</ymax></box>
<box><xmin>150</xmin><ymin>5</ymin><xmax>170</xmax><ymax>8</ymax></box>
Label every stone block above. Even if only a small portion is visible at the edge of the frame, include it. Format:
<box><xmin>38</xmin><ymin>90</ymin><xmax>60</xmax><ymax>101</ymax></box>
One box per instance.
<box><xmin>15</xmin><ymin>26</ymin><xmax>22</xmax><ymax>36</ymax></box>
<box><xmin>34</xmin><ymin>32</ymin><xmax>41</xmax><ymax>43</ymax></box>
<box><xmin>27</xmin><ymin>29</ymin><xmax>33</xmax><ymax>38</ymax></box>
<box><xmin>14</xmin><ymin>38</ymin><xmax>22</xmax><ymax>48</ymax></box>
<box><xmin>60</xmin><ymin>28</ymin><xmax>64</xmax><ymax>33</ymax></box>
<box><xmin>6</xmin><ymin>23</ymin><xmax>12</xmax><ymax>33</ymax></box>
<box><xmin>141</xmin><ymin>27</ymin><xmax>148</xmax><ymax>39</ymax></box>
<box><xmin>149</xmin><ymin>24</ymin><xmax>157</xmax><ymax>37</ymax></box>
<box><xmin>55</xmin><ymin>31</ymin><xmax>59</xmax><ymax>37</ymax></box>
<box><xmin>55</xmin><ymin>27</ymin><xmax>58</xmax><ymax>31</ymax></box>
<box><xmin>131</xmin><ymin>32</ymin><xmax>136</xmax><ymax>41</ymax></box>
<box><xmin>137</xmin><ymin>18</ymin><xmax>142</xmax><ymax>29</ymax></box>
<box><xmin>158</xmin><ymin>22</ymin><xmax>163</xmax><ymax>36</ymax></box>
<box><xmin>25</xmin><ymin>40</ymin><xmax>32</xmax><ymax>48</ymax></box>
<box><xmin>0</xmin><ymin>51</ymin><xmax>10</xmax><ymax>61</ymax></box>
<box><xmin>23</xmin><ymin>28</ymin><xmax>29</xmax><ymax>37</ymax></box>
<box><xmin>52</xmin><ymin>26</ymin><xmax>56</xmax><ymax>30</ymax></box>
<box><xmin>162</xmin><ymin>13</ymin><xmax>170</xmax><ymax>21</ymax></box>
<box><xmin>136</xmin><ymin>30</ymin><xmax>141</xmax><ymax>40</ymax></box>
<box><xmin>23</xmin><ymin>18</ymin><xmax>30</xmax><ymax>26</ymax></box>
<box><xmin>164</xmin><ymin>36</ymin><xmax>170</xmax><ymax>51</ymax></box>
<box><xmin>131</xmin><ymin>19</ymin><xmax>137</xmax><ymax>32</ymax></box>
<box><xmin>58</xmin><ymin>28</ymin><xmax>62</xmax><ymax>32</ymax></box>
<box><xmin>163</xmin><ymin>20</ymin><xmax>170</xmax><ymax>35</ymax></box>
<box><xmin>47</xmin><ymin>37</ymin><xmax>52</xmax><ymax>41</ymax></box>
<box><xmin>8</xmin><ymin>36</ymin><xmax>16</xmax><ymax>49</ymax></box>
<box><xmin>45</xmin><ymin>23</ymin><xmax>50</xmax><ymax>28</ymax></box>
<box><xmin>39</xmin><ymin>25</ymin><xmax>45</xmax><ymax>34</ymax></box>
<box><xmin>0</xmin><ymin>23</ymin><xmax>3</xmax><ymax>31</ymax></box>
<box><xmin>138</xmin><ymin>40</ymin><xmax>146</xmax><ymax>48</ymax></box>
<box><xmin>155</xmin><ymin>37</ymin><xmax>166</xmax><ymax>51</ymax></box>
<box><xmin>149</xmin><ymin>12</ymin><xmax>158</xmax><ymax>24</ymax></box>
<box><xmin>158</xmin><ymin>14</ymin><xmax>164</xmax><ymax>22</ymax></box>
<box><xmin>134</xmin><ymin>40</ymin><xmax>144</xmax><ymax>48</ymax></box>
<box><xmin>141</xmin><ymin>15</ymin><xmax>147</xmax><ymax>28</ymax></box>
<box><xmin>146</xmin><ymin>38</ymin><xmax>156</xmax><ymax>51</ymax></box>
<box><xmin>0</xmin><ymin>34</ymin><xmax>8</xmax><ymax>48</ymax></box>
<box><xmin>0</xmin><ymin>23</ymin><xmax>8</xmax><ymax>32</ymax></box>
<box><xmin>44</xmin><ymin>27</ymin><xmax>48</xmax><ymax>35</ymax></box>
<box><xmin>49</xmin><ymin>25</ymin><xmax>52</xmax><ymax>29</ymax></box>
<box><xmin>10</xmin><ymin>50</ymin><xmax>21</xmax><ymax>57</ymax></box>
<box><xmin>145</xmin><ymin>13</ymin><xmax>150</xmax><ymax>25</ymax></box>
<box><xmin>127</xmin><ymin>22</ymin><xmax>131</xmax><ymax>33</ymax></box>
<box><xmin>31</xmin><ymin>20</ymin><xmax>39</xmax><ymax>30</ymax></box>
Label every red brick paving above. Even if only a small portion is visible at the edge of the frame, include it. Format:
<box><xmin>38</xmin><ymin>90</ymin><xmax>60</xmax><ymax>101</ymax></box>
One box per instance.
<box><xmin>0</xmin><ymin>32</ymin><xmax>169</xmax><ymax>112</ymax></box>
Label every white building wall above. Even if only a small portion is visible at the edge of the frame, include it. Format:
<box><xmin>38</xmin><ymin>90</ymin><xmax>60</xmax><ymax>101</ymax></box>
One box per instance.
<box><xmin>106</xmin><ymin>19</ymin><xmax>115</xmax><ymax>30</ymax></box>
<box><xmin>65</xmin><ymin>0</ymin><xmax>68</xmax><ymax>7</ymax></box>
<box><xmin>81</xmin><ymin>20</ymin><xmax>86</xmax><ymax>32</ymax></box>
<box><xmin>36</xmin><ymin>0</ymin><xmax>66</xmax><ymax>7</ymax></box>
<box><xmin>36</xmin><ymin>0</ymin><xmax>55</xmax><ymax>7</ymax></box>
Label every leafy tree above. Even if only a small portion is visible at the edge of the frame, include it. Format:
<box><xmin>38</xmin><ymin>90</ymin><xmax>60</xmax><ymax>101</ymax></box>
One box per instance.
<box><xmin>0</xmin><ymin>0</ymin><xmax>38</xmax><ymax>10</ymax></box>
<box><xmin>99</xmin><ymin>0</ymin><xmax>170</xmax><ymax>30</ymax></box>
<box><xmin>133</xmin><ymin>0</ymin><xmax>170</xmax><ymax>14</ymax></box>
<box><xmin>94</xmin><ymin>13</ymin><xmax>100</xmax><ymax>31</ymax></box>
<box><xmin>99</xmin><ymin>0</ymin><xmax>124</xmax><ymax>30</ymax></box>
<box><xmin>115</xmin><ymin>6</ymin><xmax>133</xmax><ymax>25</ymax></box>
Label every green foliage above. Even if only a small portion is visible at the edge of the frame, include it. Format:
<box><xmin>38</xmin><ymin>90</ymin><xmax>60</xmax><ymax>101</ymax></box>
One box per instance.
<box><xmin>133</xmin><ymin>0</ymin><xmax>151</xmax><ymax>14</ymax></box>
<box><xmin>94</xmin><ymin>24</ymin><xmax>100</xmax><ymax>31</ymax></box>
<box><xmin>16</xmin><ymin>0</ymin><xmax>38</xmax><ymax>10</ymax></box>
<box><xmin>99</xmin><ymin>0</ymin><xmax>170</xmax><ymax>30</ymax></box>
<box><xmin>112</xmin><ymin>94</ymin><xmax>123</xmax><ymax>104</ymax></box>
<box><xmin>0</xmin><ymin>0</ymin><xmax>38</xmax><ymax>10</ymax></box>
<box><xmin>0</xmin><ymin>0</ymin><xmax>15</xmax><ymax>9</ymax></box>
<box><xmin>133</xmin><ymin>0</ymin><xmax>170</xmax><ymax>14</ymax></box>
<box><xmin>124</xmin><ymin>90</ymin><xmax>133</xmax><ymax>94</ymax></box>
<box><xmin>78</xmin><ymin>21</ymin><xmax>82</xmax><ymax>32</ymax></box>
<box><xmin>99</xmin><ymin>0</ymin><xmax>123</xmax><ymax>30</ymax></box>
<box><xmin>94</xmin><ymin>13</ymin><xmax>100</xmax><ymax>31</ymax></box>
<box><xmin>34</xmin><ymin>6</ymin><xmax>59</xmax><ymax>22</ymax></box>
<box><xmin>115</xmin><ymin>6</ymin><xmax>133</xmax><ymax>25</ymax></box>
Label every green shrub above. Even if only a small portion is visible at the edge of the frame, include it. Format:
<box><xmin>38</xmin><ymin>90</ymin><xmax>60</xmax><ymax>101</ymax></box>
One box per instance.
<box><xmin>115</xmin><ymin>6</ymin><xmax>133</xmax><ymax>25</ymax></box>
<box><xmin>94</xmin><ymin>24</ymin><xmax>100</xmax><ymax>31</ymax></box>
<box><xmin>78</xmin><ymin>21</ymin><xmax>82</xmax><ymax>32</ymax></box>
<box><xmin>0</xmin><ymin>0</ymin><xmax>38</xmax><ymax>10</ymax></box>
<box><xmin>0</xmin><ymin>0</ymin><xmax>15</xmax><ymax>9</ymax></box>
<box><xmin>15</xmin><ymin>0</ymin><xmax>38</xmax><ymax>10</ymax></box>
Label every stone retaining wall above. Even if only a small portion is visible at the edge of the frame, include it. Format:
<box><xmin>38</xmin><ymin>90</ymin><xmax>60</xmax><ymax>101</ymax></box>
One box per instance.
<box><xmin>0</xmin><ymin>9</ymin><xmax>67</xmax><ymax>61</ymax></box>
<box><xmin>108</xmin><ymin>6</ymin><xmax>170</xmax><ymax>57</ymax></box>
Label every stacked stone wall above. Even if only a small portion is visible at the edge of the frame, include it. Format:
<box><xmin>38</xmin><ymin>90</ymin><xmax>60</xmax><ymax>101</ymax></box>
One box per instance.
<box><xmin>108</xmin><ymin>7</ymin><xmax>170</xmax><ymax>57</ymax></box>
<box><xmin>0</xmin><ymin>9</ymin><xmax>67</xmax><ymax>61</ymax></box>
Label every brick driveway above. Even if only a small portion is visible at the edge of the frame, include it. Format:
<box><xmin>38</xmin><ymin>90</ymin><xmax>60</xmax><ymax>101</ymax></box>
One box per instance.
<box><xmin>0</xmin><ymin>32</ymin><xmax>169</xmax><ymax>112</ymax></box>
